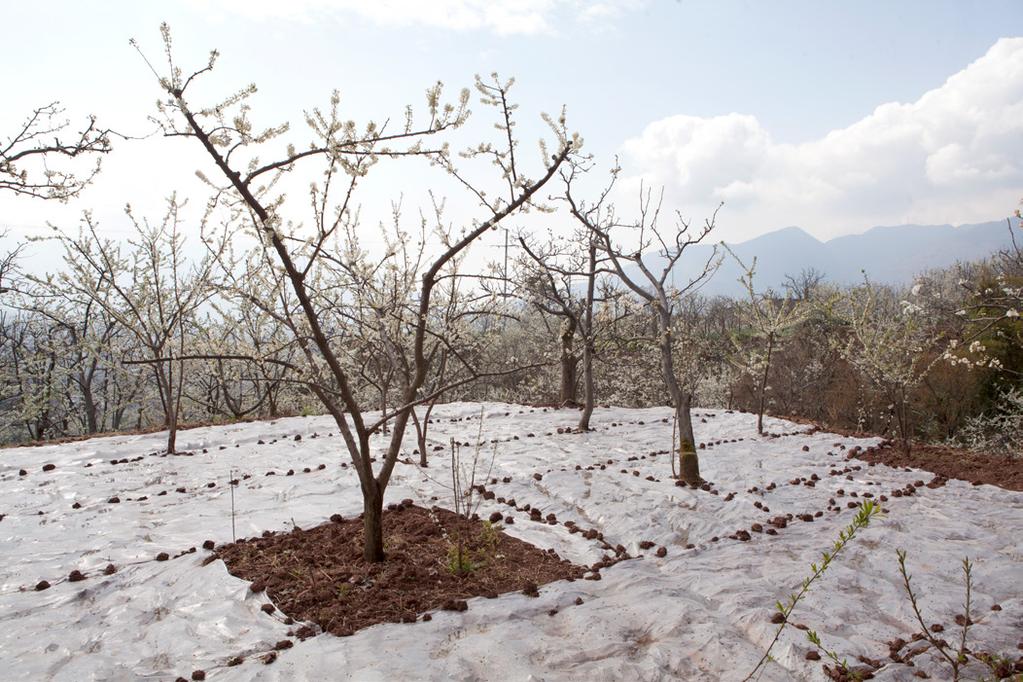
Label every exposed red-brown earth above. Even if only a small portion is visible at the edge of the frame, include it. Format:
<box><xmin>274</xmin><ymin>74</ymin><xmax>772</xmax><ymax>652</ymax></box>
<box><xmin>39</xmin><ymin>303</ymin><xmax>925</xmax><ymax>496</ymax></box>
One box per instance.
<box><xmin>214</xmin><ymin>502</ymin><xmax>585</xmax><ymax>637</ymax></box>
<box><xmin>855</xmin><ymin>442</ymin><xmax>1023</xmax><ymax>492</ymax></box>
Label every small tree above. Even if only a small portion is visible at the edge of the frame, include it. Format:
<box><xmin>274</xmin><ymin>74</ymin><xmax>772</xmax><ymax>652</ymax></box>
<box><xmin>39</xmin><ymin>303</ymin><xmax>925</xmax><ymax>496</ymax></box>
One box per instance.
<box><xmin>565</xmin><ymin>159</ymin><xmax>720</xmax><ymax>483</ymax></box>
<box><xmin>39</xmin><ymin>198</ymin><xmax>222</xmax><ymax>453</ymax></box>
<box><xmin>838</xmin><ymin>277</ymin><xmax>945</xmax><ymax>453</ymax></box>
<box><xmin>670</xmin><ymin>294</ymin><xmax>735</xmax><ymax>412</ymax></box>
<box><xmin>517</xmin><ymin>230</ymin><xmax>605</xmax><ymax>429</ymax></box>
<box><xmin>727</xmin><ymin>249</ymin><xmax>810</xmax><ymax>434</ymax></box>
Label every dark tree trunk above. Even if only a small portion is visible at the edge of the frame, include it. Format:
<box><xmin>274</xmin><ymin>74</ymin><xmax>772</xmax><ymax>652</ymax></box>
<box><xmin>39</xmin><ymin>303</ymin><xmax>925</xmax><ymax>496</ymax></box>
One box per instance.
<box><xmin>558</xmin><ymin>318</ymin><xmax>579</xmax><ymax>406</ymax></box>
<box><xmin>156</xmin><ymin>362</ymin><xmax>178</xmax><ymax>454</ymax></box>
<box><xmin>267</xmin><ymin>383</ymin><xmax>279</xmax><ymax>418</ymax></box>
<box><xmin>411</xmin><ymin>407</ymin><xmax>429</xmax><ymax>467</ymax></box>
<box><xmin>578</xmin><ymin>243</ymin><xmax>598</xmax><ymax>431</ymax></box>
<box><xmin>362</xmin><ymin>480</ymin><xmax>385</xmax><ymax>562</ymax></box>
<box><xmin>579</xmin><ymin>339</ymin><xmax>595</xmax><ymax>430</ymax></box>
<box><xmin>166</xmin><ymin>414</ymin><xmax>178</xmax><ymax>453</ymax></box>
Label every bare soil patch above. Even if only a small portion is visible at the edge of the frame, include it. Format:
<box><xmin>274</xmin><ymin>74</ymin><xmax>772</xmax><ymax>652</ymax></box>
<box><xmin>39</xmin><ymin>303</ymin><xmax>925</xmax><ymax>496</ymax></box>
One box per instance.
<box><xmin>774</xmin><ymin>412</ymin><xmax>1023</xmax><ymax>492</ymax></box>
<box><xmin>856</xmin><ymin>442</ymin><xmax>1023</xmax><ymax>492</ymax></box>
<box><xmin>215</xmin><ymin>502</ymin><xmax>584</xmax><ymax>636</ymax></box>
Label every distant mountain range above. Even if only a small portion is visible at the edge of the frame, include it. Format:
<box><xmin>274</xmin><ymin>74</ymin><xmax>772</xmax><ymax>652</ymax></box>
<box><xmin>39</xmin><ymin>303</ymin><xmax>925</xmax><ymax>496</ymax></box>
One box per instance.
<box><xmin>635</xmin><ymin>219</ymin><xmax>1018</xmax><ymax>298</ymax></box>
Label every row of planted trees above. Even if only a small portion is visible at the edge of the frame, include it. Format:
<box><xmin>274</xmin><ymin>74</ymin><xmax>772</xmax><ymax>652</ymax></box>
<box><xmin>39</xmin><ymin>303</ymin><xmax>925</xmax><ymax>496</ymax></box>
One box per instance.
<box><xmin>2</xmin><ymin>24</ymin><xmax>1020</xmax><ymax>562</ymax></box>
<box><xmin>5</xmin><ymin>204</ymin><xmax>1019</xmax><ymax>453</ymax></box>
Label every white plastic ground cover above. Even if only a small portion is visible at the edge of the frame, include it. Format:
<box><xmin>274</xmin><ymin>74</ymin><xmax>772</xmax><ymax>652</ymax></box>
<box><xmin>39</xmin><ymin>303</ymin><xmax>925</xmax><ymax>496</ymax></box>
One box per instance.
<box><xmin>1</xmin><ymin>403</ymin><xmax>1020</xmax><ymax>681</ymax></box>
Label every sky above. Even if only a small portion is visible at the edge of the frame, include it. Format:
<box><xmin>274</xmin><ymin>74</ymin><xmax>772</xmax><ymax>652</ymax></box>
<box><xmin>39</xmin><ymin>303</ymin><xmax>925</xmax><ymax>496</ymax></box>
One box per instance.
<box><xmin>1</xmin><ymin>0</ymin><xmax>1022</xmax><ymax>259</ymax></box>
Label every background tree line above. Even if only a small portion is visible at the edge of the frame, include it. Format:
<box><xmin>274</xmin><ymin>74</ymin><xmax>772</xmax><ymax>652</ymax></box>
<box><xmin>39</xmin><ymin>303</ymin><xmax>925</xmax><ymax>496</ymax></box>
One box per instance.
<box><xmin>2</xmin><ymin>215</ymin><xmax>1020</xmax><ymax>457</ymax></box>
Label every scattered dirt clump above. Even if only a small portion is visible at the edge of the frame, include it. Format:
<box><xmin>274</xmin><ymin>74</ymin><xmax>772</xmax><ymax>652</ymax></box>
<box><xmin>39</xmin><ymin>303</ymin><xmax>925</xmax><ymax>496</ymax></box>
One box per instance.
<box><xmin>214</xmin><ymin>504</ymin><xmax>584</xmax><ymax>637</ymax></box>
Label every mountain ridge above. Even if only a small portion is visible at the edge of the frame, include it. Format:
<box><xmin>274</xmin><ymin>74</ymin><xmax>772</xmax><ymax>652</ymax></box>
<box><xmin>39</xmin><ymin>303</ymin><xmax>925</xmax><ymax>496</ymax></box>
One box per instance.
<box><xmin>636</xmin><ymin>218</ymin><xmax>1017</xmax><ymax>297</ymax></box>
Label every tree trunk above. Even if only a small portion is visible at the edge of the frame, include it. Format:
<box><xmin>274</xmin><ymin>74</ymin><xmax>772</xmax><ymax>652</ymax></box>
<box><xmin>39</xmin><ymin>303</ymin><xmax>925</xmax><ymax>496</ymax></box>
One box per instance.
<box><xmin>156</xmin><ymin>362</ymin><xmax>178</xmax><ymax>454</ymax></box>
<box><xmin>166</xmin><ymin>413</ymin><xmax>177</xmax><ymax>454</ymax></box>
<box><xmin>362</xmin><ymin>480</ymin><xmax>385</xmax><ymax>562</ymax></box>
<box><xmin>411</xmin><ymin>407</ymin><xmax>429</xmax><ymax>467</ymax></box>
<box><xmin>756</xmin><ymin>332</ymin><xmax>775</xmax><ymax>435</ymax></box>
<box><xmin>267</xmin><ymin>383</ymin><xmax>279</xmax><ymax>418</ymax></box>
<box><xmin>80</xmin><ymin>365</ymin><xmax>99</xmax><ymax>434</ymax></box>
<box><xmin>676</xmin><ymin>395</ymin><xmax>700</xmax><ymax>484</ymax></box>
<box><xmin>558</xmin><ymin>318</ymin><xmax>579</xmax><ymax>406</ymax></box>
<box><xmin>578</xmin><ymin>241</ymin><xmax>598</xmax><ymax>432</ymax></box>
<box><xmin>578</xmin><ymin>338</ymin><xmax>595</xmax><ymax>431</ymax></box>
<box><xmin>896</xmin><ymin>386</ymin><xmax>911</xmax><ymax>455</ymax></box>
<box><xmin>165</xmin><ymin>373</ymin><xmax>178</xmax><ymax>453</ymax></box>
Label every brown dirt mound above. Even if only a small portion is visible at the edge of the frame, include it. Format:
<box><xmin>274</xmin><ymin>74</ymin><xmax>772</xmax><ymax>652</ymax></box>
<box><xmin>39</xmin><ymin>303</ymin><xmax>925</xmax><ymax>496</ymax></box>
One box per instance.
<box><xmin>855</xmin><ymin>443</ymin><xmax>1023</xmax><ymax>492</ymax></box>
<box><xmin>215</xmin><ymin>504</ymin><xmax>584</xmax><ymax>636</ymax></box>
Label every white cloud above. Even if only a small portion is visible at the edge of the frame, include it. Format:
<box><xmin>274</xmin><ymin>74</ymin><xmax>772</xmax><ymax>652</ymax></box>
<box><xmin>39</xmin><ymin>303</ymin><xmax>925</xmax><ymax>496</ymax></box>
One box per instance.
<box><xmin>192</xmin><ymin>0</ymin><xmax>642</xmax><ymax>35</ymax></box>
<box><xmin>619</xmin><ymin>38</ymin><xmax>1023</xmax><ymax>241</ymax></box>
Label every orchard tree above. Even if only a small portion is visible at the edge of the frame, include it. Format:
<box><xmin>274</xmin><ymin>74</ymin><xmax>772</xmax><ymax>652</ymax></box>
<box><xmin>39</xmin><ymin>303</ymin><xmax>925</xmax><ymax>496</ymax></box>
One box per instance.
<box><xmin>136</xmin><ymin>25</ymin><xmax>575</xmax><ymax>562</ymax></box>
<box><xmin>565</xmin><ymin>159</ymin><xmax>720</xmax><ymax>484</ymax></box>
<box><xmin>943</xmin><ymin>218</ymin><xmax>1023</xmax><ymax>380</ymax></box>
<box><xmin>838</xmin><ymin>277</ymin><xmax>946</xmax><ymax>453</ymax></box>
<box><xmin>39</xmin><ymin>197</ymin><xmax>223</xmax><ymax>453</ymax></box>
<box><xmin>670</xmin><ymin>294</ymin><xmax>735</xmax><ymax>411</ymax></box>
<box><xmin>727</xmin><ymin>248</ymin><xmax>810</xmax><ymax>434</ymax></box>
<box><xmin>517</xmin><ymin>229</ymin><xmax>604</xmax><ymax>429</ymax></box>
